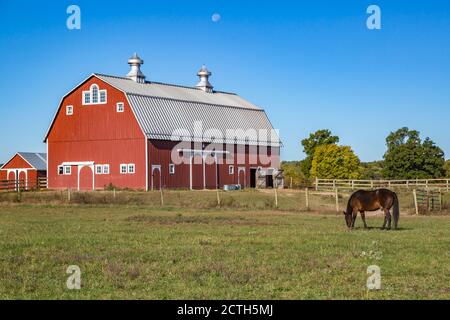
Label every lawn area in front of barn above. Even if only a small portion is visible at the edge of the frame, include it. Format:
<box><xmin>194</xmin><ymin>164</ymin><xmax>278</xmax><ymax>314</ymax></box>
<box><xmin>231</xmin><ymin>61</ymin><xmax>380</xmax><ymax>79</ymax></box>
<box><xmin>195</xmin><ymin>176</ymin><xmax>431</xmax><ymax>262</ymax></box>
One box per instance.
<box><xmin>0</xmin><ymin>204</ymin><xmax>449</xmax><ymax>299</ymax></box>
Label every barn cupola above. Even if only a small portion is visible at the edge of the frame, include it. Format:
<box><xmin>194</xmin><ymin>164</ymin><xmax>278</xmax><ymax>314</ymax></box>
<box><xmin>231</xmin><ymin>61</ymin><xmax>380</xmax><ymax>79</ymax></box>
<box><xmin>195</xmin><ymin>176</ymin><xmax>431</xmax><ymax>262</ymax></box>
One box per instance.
<box><xmin>126</xmin><ymin>53</ymin><xmax>146</xmax><ymax>83</ymax></box>
<box><xmin>196</xmin><ymin>65</ymin><xmax>213</xmax><ymax>93</ymax></box>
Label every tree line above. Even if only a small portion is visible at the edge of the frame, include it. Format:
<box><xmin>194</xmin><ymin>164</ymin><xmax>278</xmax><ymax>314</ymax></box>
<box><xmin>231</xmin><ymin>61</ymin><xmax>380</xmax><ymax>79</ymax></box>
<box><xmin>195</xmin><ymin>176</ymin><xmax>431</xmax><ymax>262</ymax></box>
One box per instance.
<box><xmin>282</xmin><ymin>127</ymin><xmax>450</xmax><ymax>187</ymax></box>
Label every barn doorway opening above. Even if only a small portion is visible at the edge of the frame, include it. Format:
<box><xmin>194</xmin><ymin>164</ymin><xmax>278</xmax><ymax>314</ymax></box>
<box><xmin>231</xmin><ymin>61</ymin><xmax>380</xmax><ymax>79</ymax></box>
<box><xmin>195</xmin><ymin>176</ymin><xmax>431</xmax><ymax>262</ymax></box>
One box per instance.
<box><xmin>79</xmin><ymin>166</ymin><xmax>94</xmax><ymax>191</ymax></box>
<box><xmin>266</xmin><ymin>173</ymin><xmax>274</xmax><ymax>188</ymax></box>
<box><xmin>238</xmin><ymin>168</ymin><xmax>245</xmax><ymax>189</ymax></box>
<box><xmin>152</xmin><ymin>165</ymin><xmax>161</xmax><ymax>190</ymax></box>
<box><xmin>191</xmin><ymin>155</ymin><xmax>204</xmax><ymax>190</ymax></box>
<box><xmin>250</xmin><ymin>168</ymin><xmax>257</xmax><ymax>188</ymax></box>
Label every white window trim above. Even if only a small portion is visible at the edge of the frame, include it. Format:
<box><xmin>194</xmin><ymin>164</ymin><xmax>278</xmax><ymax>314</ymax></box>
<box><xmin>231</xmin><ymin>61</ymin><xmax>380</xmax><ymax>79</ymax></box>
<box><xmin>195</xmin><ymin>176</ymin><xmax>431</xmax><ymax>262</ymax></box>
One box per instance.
<box><xmin>95</xmin><ymin>165</ymin><xmax>103</xmax><ymax>175</ymax></box>
<box><xmin>66</xmin><ymin>105</ymin><xmax>73</xmax><ymax>116</ymax></box>
<box><xmin>116</xmin><ymin>102</ymin><xmax>125</xmax><ymax>113</ymax></box>
<box><xmin>169</xmin><ymin>164</ymin><xmax>175</xmax><ymax>175</ymax></box>
<box><xmin>103</xmin><ymin>164</ymin><xmax>110</xmax><ymax>175</ymax></box>
<box><xmin>128</xmin><ymin>164</ymin><xmax>135</xmax><ymax>174</ymax></box>
<box><xmin>120</xmin><ymin>164</ymin><xmax>128</xmax><ymax>174</ymax></box>
<box><xmin>64</xmin><ymin>165</ymin><xmax>71</xmax><ymax>175</ymax></box>
<box><xmin>82</xmin><ymin>84</ymin><xmax>107</xmax><ymax>106</ymax></box>
<box><xmin>58</xmin><ymin>165</ymin><xmax>64</xmax><ymax>175</ymax></box>
<box><xmin>229</xmin><ymin>165</ymin><xmax>234</xmax><ymax>175</ymax></box>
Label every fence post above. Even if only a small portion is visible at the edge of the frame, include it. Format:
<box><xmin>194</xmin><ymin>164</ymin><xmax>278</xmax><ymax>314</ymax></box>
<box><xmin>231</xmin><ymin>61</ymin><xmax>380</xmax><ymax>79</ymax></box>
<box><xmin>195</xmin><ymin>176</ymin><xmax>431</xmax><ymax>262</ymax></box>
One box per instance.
<box><xmin>216</xmin><ymin>188</ymin><xmax>221</xmax><ymax>207</ymax></box>
<box><xmin>274</xmin><ymin>185</ymin><xmax>278</xmax><ymax>208</ymax></box>
<box><xmin>113</xmin><ymin>188</ymin><xmax>116</xmax><ymax>199</ymax></box>
<box><xmin>439</xmin><ymin>189</ymin><xmax>442</xmax><ymax>212</ymax></box>
<box><xmin>335</xmin><ymin>188</ymin><xmax>339</xmax><ymax>213</ymax></box>
<box><xmin>413</xmin><ymin>189</ymin><xmax>419</xmax><ymax>215</ymax></box>
<box><xmin>305</xmin><ymin>187</ymin><xmax>309</xmax><ymax>210</ymax></box>
<box><xmin>351</xmin><ymin>180</ymin><xmax>354</xmax><ymax>190</ymax></box>
<box><xmin>290</xmin><ymin>177</ymin><xmax>293</xmax><ymax>189</ymax></box>
<box><xmin>160</xmin><ymin>187</ymin><xmax>164</xmax><ymax>206</ymax></box>
<box><xmin>315</xmin><ymin>177</ymin><xmax>318</xmax><ymax>191</ymax></box>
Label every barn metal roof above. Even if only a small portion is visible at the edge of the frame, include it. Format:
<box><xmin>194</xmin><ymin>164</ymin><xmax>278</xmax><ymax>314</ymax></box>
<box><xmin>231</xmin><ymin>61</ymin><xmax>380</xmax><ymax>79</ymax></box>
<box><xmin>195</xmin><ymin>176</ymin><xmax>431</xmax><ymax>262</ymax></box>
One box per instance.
<box><xmin>96</xmin><ymin>74</ymin><xmax>281</xmax><ymax>146</ymax></box>
<box><xmin>18</xmin><ymin>152</ymin><xmax>47</xmax><ymax>170</ymax></box>
<box><xmin>96</xmin><ymin>74</ymin><xmax>262</xmax><ymax>110</ymax></box>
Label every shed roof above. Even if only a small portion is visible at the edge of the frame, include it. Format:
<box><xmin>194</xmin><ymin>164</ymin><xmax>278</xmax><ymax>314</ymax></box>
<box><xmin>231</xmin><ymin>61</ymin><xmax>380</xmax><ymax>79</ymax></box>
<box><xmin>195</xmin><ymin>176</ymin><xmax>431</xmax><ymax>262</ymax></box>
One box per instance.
<box><xmin>0</xmin><ymin>152</ymin><xmax>47</xmax><ymax>171</ymax></box>
<box><xmin>18</xmin><ymin>152</ymin><xmax>47</xmax><ymax>170</ymax></box>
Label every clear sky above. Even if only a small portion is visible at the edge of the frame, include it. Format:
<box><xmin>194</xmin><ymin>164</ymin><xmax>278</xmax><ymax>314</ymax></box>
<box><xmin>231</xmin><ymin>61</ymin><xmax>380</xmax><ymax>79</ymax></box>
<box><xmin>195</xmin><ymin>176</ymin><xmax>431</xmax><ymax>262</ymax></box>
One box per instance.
<box><xmin>0</xmin><ymin>0</ymin><xmax>449</xmax><ymax>164</ymax></box>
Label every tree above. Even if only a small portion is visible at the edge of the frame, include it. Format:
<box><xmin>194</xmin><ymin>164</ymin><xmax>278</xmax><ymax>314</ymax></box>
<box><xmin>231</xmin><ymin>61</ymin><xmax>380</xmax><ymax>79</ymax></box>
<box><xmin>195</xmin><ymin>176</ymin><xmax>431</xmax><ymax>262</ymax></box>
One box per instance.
<box><xmin>310</xmin><ymin>144</ymin><xmax>361</xmax><ymax>179</ymax></box>
<box><xmin>444</xmin><ymin>160</ymin><xmax>450</xmax><ymax>178</ymax></box>
<box><xmin>281</xmin><ymin>161</ymin><xmax>307</xmax><ymax>188</ymax></box>
<box><xmin>383</xmin><ymin>127</ymin><xmax>445</xmax><ymax>179</ymax></box>
<box><xmin>360</xmin><ymin>161</ymin><xmax>384</xmax><ymax>180</ymax></box>
<box><xmin>301</xmin><ymin>129</ymin><xmax>339</xmax><ymax>177</ymax></box>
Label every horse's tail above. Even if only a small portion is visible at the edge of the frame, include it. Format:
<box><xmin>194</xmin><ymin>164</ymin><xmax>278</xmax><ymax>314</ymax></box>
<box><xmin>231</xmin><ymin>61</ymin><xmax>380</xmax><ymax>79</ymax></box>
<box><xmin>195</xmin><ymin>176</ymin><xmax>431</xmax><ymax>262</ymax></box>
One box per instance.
<box><xmin>392</xmin><ymin>192</ymin><xmax>400</xmax><ymax>229</ymax></box>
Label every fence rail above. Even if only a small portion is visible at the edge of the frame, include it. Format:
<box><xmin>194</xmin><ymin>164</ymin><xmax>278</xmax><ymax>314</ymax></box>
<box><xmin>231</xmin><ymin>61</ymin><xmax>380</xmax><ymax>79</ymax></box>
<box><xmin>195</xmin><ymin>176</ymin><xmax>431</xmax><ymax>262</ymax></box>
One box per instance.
<box><xmin>315</xmin><ymin>178</ymin><xmax>450</xmax><ymax>191</ymax></box>
<box><xmin>0</xmin><ymin>177</ymin><xmax>47</xmax><ymax>192</ymax></box>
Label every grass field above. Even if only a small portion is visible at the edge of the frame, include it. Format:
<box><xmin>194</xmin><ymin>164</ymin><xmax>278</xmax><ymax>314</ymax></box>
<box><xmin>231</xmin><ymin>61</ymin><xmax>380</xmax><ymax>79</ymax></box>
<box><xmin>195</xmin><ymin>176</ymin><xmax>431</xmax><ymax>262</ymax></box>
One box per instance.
<box><xmin>0</xmin><ymin>202</ymin><xmax>449</xmax><ymax>299</ymax></box>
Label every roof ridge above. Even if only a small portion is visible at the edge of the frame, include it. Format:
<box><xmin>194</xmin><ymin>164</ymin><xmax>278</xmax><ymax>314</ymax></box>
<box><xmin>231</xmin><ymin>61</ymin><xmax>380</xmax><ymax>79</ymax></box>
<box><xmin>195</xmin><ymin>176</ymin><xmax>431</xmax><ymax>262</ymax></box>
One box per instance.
<box><xmin>95</xmin><ymin>73</ymin><xmax>238</xmax><ymax>96</ymax></box>
<box><xmin>126</xmin><ymin>93</ymin><xmax>264</xmax><ymax>111</ymax></box>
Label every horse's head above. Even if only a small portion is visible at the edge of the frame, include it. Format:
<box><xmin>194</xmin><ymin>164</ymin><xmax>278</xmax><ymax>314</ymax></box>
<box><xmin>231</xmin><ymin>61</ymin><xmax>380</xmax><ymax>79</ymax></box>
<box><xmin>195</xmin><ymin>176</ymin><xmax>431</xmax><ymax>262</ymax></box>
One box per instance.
<box><xmin>343</xmin><ymin>210</ymin><xmax>352</xmax><ymax>228</ymax></box>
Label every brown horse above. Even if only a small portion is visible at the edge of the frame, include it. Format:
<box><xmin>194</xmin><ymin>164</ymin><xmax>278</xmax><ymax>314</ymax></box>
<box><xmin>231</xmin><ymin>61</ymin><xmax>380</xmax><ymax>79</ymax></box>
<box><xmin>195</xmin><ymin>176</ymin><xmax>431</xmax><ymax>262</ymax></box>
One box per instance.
<box><xmin>344</xmin><ymin>189</ymin><xmax>399</xmax><ymax>230</ymax></box>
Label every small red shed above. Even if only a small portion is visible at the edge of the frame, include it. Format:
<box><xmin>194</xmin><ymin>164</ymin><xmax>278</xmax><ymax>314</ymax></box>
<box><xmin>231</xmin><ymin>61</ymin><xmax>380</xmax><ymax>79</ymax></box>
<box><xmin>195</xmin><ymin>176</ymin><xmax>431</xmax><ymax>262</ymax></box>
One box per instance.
<box><xmin>0</xmin><ymin>152</ymin><xmax>47</xmax><ymax>190</ymax></box>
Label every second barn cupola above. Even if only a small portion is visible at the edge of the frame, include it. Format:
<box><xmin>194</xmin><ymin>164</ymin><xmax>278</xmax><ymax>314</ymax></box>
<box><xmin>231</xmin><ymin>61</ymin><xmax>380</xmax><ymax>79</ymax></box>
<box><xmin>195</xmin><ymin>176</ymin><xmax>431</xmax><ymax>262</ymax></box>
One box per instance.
<box><xmin>126</xmin><ymin>53</ymin><xmax>146</xmax><ymax>83</ymax></box>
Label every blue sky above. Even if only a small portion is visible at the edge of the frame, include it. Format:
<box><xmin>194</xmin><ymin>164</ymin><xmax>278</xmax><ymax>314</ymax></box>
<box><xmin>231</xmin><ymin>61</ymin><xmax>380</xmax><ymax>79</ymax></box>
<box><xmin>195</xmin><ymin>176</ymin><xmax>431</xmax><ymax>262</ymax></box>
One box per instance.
<box><xmin>0</xmin><ymin>0</ymin><xmax>449</xmax><ymax>163</ymax></box>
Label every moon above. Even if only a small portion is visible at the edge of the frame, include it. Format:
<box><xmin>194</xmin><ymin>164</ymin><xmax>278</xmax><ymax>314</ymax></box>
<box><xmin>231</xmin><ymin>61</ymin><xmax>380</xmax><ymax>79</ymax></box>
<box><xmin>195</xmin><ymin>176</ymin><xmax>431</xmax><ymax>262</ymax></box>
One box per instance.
<box><xmin>212</xmin><ymin>13</ymin><xmax>221</xmax><ymax>22</ymax></box>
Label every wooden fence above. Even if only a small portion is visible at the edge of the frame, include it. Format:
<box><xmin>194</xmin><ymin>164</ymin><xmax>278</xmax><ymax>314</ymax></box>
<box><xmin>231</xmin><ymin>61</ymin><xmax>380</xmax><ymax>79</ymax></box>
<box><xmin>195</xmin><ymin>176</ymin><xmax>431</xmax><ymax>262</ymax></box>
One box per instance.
<box><xmin>413</xmin><ymin>189</ymin><xmax>442</xmax><ymax>214</ymax></box>
<box><xmin>315</xmin><ymin>178</ymin><xmax>450</xmax><ymax>191</ymax></box>
<box><xmin>0</xmin><ymin>177</ymin><xmax>47</xmax><ymax>192</ymax></box>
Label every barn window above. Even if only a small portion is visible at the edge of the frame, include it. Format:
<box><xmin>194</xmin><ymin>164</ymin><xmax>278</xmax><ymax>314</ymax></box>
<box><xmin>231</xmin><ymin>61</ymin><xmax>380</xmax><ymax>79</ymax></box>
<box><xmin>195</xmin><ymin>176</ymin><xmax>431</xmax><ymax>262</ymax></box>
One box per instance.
<box><xmin>128</xmin><ymin>164</ymin><xmax>135</xmax><ymax>174</ymax></box>
<box><xmin>64</xmin><ymin>166</ymin><xmax>71</xmax><ymax>175</ymax></box>
<box><xmin>66</xmin><ymin>105</ymin><xmax>73</xmax><ymax>116</ymax></box>
<box><xmin>100</xmin><ymin>90</ymin><xmax>107</xmax><ymax>103</ymax></box>
<box><xmin>116</xmin><ymin>102</ymin><xmax>124</xmax><ymax>113</ymax></box>
<box><xmin>120</xmin><ymin>164</ymin><xmax>127</xmax><ymax>174</ymax></box>
<box><xmin>83</xmin><ymin>92</ymin><xmax>90</xmax><ymax>104</ymax></box>
<box><xmin>169</xmin><ymin>164</ymin><xmax>175</xmax><ymax>174</ymax></box>
<box><xmin>95</xmin><ymin>165</ymin><xmax>103</xmax><ymax>175</ymax></box>
<box><xmin>58</xmin><ymin>166</ymin><xmax>64</xmax><ymax>175</ymax></box>
<box><xmin>103</xmin><ymin>165</ymin><xmax>110</xmax><ymax>174</ymax></box>
<box><xmin>82</xmin><ymin>84</ymin><xmax>107</xmax><ymax>105</ymax></box>
<box><xmin>92</xmin><ymin>85</ymin><xmax>99</xmax><ymax>103</ymax></box>
<box><xmin>229</xmin><ymin>165</ymin><xmax>234</xmax><ymax>175</ymax></box>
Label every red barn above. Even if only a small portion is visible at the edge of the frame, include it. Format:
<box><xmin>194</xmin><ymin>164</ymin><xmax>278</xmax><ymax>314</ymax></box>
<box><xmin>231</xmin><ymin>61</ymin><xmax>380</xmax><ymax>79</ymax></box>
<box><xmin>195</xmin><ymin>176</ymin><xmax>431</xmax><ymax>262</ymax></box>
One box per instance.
<box><xmin>0</xmin><ymin>152</ymin><xmax>47</xmax><ymax>190</ymax></box>
<box><xmin>44</xmin><ymin>54</ymin><xmax>281</xmax><ymax>191</ymax></box>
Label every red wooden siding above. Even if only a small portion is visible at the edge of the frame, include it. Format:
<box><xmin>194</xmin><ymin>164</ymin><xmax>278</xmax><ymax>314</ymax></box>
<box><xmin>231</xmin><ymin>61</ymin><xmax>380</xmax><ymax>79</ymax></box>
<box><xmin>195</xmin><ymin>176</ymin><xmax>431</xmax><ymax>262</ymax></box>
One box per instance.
<box><xmin>147</xmin><ymin>140</ymin><xmax>280</xmax><ymax>189</ymax></box>
<box><xmin>47</xmin><ymin>76</ymin><xmax>146</xmax><ymax>190</ymax></box>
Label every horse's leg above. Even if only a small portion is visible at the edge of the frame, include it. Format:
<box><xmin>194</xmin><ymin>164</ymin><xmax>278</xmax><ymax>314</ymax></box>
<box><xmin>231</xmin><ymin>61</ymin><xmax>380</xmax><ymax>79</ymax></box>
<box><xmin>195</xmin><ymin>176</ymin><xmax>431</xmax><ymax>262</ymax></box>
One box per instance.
<box><xmin>386</xmin><ymin>209</ymin><xmax>392</xmax><ymax>230</ymax></box>
<box><xmin>360</xmin><ymin>211</ymin><xmax>368</xmax><ymax>229</ymax></box>
<box><xmin>381</xmin><ymin>210</ymin><xmax>387</xmax><ymax>230</ymax></box>
<box><xmin>351</xmin><ymin>210</ymin><xmax>358</xmax><ymax>229</ymax></box>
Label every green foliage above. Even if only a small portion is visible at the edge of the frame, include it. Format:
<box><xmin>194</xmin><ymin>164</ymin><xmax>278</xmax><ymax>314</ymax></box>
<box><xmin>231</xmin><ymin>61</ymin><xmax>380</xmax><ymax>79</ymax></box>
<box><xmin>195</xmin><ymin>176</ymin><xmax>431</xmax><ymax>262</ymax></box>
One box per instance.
<box><xmin>300</xmin><ymin>129</ymin><xmax>339</xmax><ymax>177</ymax></box>
<box><xmin>310</xmin><ymin>144</ymin><xmax>361</xmax><ymax>179</ymax></box>
<box><xmin>281</xmin><ymin>161</ymin><xmax>307</xmax><ymax>187</ymax></box>
<box><xmin>360</xmin><ymin>161</ymin><xmax>384</xmax><ymax>180</ymax></box>
<box><xmin>445</xmin><ymin>160</ymin><xmax>450</xmax><ymax>178</ymax></box>
<box><xmin>383</xmin><ymin>127</ymin><xmax>445</xmax><ymax>179</ymax></box>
